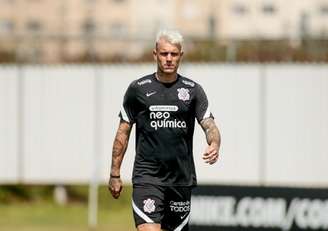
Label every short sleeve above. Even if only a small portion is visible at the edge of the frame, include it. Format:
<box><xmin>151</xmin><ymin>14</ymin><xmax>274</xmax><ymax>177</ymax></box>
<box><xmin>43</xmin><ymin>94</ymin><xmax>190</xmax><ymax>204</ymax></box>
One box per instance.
<box><xmin>195</xmin><ymin>84</ymin><xmax>214</xmax><ymax>123</ymax></box>
<box><xmin>119</xmin><ymin>82</ymin><xmax>137</xmax><ymax>124</ymax></box>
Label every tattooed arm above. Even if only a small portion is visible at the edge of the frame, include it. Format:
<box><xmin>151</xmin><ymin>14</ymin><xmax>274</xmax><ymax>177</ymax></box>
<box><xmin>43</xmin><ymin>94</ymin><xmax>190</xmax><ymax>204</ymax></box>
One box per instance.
<box><xmin>200</xmin><ymin>118</ymin><xmax>221</xmax><ymax>165</ymax></box>
<box><xmin>108</xmin><ymin>120</ymin><xmax>132</xmax><ymax>199</ymax></box>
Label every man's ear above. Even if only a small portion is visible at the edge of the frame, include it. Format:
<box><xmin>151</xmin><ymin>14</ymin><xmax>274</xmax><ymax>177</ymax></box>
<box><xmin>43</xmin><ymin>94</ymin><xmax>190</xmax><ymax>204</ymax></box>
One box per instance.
<box><xmin>153</xmin><ymin>49</ymin><xmax>157</xmax><ymax>61</ymax></box>
<box><xmin>180</xmin><ymin>51</ymin><xmax>184</xmax><ymax>57</ymax></box>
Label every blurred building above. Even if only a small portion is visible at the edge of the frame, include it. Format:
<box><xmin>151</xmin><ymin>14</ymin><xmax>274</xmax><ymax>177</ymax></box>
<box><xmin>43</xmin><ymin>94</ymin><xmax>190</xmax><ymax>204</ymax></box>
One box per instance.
<box><xmin>0</xmin><ymin>0</ymin><xmax>328</xmax><ymax>63</ymax></box>
<box><xmin>217</xmin><ymin>0</ymin><xmax>328</xmax><ymax>40</ymax></box>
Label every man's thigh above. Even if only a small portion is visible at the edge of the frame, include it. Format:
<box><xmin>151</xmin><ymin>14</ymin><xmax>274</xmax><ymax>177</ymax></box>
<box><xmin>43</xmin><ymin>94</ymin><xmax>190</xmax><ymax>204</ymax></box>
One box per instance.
<box><xmin>137</xmin><ymin>223</ymin><xmax>161</xmax><ymax>231</ymax></box>
<box><xmin>132</xmin><ymin>184</ymin><xmax>191</xmax><ymax>231</ymax></box>
<box><xmin>132</xmin><ymin>184</ymin><xmax>164</xmax><ymax>227</ymax></box>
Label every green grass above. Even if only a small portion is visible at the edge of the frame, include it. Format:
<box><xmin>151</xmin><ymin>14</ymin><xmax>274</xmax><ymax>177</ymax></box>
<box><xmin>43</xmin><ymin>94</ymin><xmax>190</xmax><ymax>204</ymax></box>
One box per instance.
<box><xmin>0</xmin><ymin>185</ymin><xmax>135</xmax><ymax>231</ymax></box>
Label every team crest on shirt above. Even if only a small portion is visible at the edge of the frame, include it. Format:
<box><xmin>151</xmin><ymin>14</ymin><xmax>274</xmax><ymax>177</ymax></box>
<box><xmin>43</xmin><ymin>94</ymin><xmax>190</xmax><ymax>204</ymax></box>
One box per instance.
<box><xmin>177</xmin><ymin>88</ymin><xmax>190</xmax><ymax>101</ymax></box>
<box><xmin>143</xmin><ymin>198</ymin><xmax>156</xmax><ymax>213</ymax></box>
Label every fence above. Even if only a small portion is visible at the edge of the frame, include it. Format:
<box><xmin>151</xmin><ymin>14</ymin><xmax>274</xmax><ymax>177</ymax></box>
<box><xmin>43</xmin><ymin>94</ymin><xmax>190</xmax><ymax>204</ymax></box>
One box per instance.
<box><xmin>0</xmin><ymin>64</ymin><xmax>327</xmax><ymax>187</ymax></box>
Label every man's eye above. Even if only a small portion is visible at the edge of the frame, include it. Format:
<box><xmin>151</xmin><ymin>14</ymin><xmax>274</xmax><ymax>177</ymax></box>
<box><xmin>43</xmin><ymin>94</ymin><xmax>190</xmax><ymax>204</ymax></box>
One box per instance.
<box><xmin>160</xmin><ymin>52</ymin><xmax>179</xmax><ymax>57</ymax></box>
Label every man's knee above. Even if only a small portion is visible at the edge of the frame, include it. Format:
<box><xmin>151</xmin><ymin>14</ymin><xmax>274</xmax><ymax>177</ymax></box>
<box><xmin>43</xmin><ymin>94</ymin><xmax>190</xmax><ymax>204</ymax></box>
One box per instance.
<box><xmin>137</xmin><ymin>223</ymin><xmax>161</xmax><ymax>231</ymax></box>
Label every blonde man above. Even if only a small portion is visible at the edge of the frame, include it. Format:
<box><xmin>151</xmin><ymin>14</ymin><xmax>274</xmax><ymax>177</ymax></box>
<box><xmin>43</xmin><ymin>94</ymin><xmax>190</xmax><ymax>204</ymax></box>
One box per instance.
<box><xmin>109</xmin><ymin>29</ymin><xmax>221</xmax><ymax>231</ymax></box>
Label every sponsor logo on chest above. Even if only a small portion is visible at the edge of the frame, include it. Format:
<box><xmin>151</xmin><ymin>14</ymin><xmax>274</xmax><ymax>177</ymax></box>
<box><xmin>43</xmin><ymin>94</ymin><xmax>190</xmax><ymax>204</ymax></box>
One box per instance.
<box><xmin>149</xmin><ymin>105</ymin><xmax>186</xmax><ymax>130</ymax></box>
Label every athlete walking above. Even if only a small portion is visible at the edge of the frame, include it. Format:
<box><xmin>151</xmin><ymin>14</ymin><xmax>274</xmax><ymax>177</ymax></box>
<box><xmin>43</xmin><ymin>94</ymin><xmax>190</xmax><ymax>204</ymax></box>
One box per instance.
<box><xmin>108</xmin><ymin>29</ymin><xmax>221</xmax><ymax>231</ymax></box>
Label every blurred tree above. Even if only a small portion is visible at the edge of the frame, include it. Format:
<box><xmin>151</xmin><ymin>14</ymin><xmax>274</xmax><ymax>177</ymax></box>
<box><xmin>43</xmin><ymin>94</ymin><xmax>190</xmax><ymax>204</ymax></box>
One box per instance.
<box><xmin>1</xmin><ymin>38</ymin><xmax>328</xmax><ymax>63</ymax></box>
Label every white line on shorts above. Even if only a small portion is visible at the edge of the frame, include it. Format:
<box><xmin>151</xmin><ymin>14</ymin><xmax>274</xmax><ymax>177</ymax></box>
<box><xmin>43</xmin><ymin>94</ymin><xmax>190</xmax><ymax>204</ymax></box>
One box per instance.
<box><xmin>132</xmin><ymin>200</ymin><xmax>154</xmax><ymax>223</ymax></box>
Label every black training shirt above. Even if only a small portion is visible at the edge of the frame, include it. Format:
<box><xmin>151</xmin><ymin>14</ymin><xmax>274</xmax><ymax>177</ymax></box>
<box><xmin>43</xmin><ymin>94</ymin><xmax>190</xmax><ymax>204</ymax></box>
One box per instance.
<box><xmin>119</xmin><ymin>73</ymin><xmax>213</xmax><ymax>186</ymax></box>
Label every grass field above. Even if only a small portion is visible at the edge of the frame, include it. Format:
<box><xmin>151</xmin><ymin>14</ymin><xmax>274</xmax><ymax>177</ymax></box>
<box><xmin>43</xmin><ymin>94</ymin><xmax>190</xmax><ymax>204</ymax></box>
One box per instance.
<box><xmin>0</xmin><ymin>185</ymin><xmax>135</xmax><ymax>231</ymax></box>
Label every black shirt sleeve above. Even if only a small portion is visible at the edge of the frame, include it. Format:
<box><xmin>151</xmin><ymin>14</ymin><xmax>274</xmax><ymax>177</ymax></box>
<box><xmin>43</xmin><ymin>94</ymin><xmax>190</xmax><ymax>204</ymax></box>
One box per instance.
<box><xmin>119</xmin><ymin>81</ymin><xmax>137</xmax><ymax>124</ymax></box>
<box><xmin>195</xmin><ymin>84</ymin><xmax>214</xmax><ymax>123</ymax></box>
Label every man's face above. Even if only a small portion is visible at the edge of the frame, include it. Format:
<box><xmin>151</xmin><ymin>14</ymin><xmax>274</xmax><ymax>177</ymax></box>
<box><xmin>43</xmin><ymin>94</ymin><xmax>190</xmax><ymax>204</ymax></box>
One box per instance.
<box><xmin>153</xmin><ymin>38</ymin><xmax>183</xmax><ymax>74</ymax></box>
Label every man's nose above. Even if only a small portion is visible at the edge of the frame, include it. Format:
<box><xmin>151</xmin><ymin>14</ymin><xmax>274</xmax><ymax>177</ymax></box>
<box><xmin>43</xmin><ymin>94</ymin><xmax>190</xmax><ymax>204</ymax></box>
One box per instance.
<box><xmin>166</xmin><ymin>53</ymin><xmax>172</xmax><ymax>61</ymax></box>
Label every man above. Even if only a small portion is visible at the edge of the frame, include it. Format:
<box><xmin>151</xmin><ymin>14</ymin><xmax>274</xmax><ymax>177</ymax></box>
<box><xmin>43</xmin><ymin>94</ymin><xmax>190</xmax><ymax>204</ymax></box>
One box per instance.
<box><xmin>108</xmin><ymin>29</ymin><xmax>221</xmax><ymax>231</ymax></box>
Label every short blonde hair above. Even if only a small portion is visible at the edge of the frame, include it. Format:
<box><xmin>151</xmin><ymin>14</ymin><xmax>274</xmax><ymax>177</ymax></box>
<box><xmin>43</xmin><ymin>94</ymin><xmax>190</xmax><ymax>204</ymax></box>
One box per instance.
<box><xmin>156</xmin><ymin>29</ymin><xmax>184</xmax><ymax>47</ymax></box>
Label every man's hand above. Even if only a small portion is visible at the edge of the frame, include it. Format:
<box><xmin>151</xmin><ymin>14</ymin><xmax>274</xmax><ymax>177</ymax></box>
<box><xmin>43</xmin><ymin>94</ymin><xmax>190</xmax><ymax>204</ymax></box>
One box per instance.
<box><xmin>109</xmin><ymin>121</ymin><xmax>132</xmax><ymax>199</ymax></box>
<box><xmin>108</xmin><ymin>177</ymin><xmax>123</xmax><ymax>199</ymax></box>
<box><xmin>203</xmin><ymin>143</ymin><xmax>219</xmax><ymax>165</ymax></box>
<box><xmin>200</xmin><ymin>118</ymin><xmax>221</xmax><ymax>165</ymax></box>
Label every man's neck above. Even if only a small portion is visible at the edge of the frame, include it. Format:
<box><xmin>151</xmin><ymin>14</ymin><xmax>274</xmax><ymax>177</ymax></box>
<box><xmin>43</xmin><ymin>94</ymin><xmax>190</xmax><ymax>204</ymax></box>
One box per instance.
<box><xmin>155</xmin><ymin>72</ymin><xmax>178</xmax><ymax>83</ymax></box>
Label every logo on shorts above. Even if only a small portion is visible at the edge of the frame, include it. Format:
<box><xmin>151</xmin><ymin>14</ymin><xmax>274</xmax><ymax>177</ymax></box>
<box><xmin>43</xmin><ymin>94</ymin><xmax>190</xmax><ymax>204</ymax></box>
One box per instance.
<box><xmin>143</xmin><ymin>198</ymin><xmax>156</xmax><ymax>213</ymax></box>
<box><xmin>169</xmin><ymin>201</ymin><xmax>191</xmax><ymax>213</ymax></box>
<box><xmin>177</xmin><ymin>88</ymin><xmax>190</xmax><ymax>101</ymax></box>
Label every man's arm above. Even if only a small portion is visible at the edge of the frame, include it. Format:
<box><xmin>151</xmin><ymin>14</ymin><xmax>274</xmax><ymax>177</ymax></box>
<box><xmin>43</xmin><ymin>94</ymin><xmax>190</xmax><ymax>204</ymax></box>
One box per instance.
<box><xmin>200</xmin><ymin>118</ymin><xmax>221</xmax><ymax>165</ymax></box>
<box><xmin>108</xmin><ymin>120</ymin><xmax>132</xmax><ymax>199</ymax></box>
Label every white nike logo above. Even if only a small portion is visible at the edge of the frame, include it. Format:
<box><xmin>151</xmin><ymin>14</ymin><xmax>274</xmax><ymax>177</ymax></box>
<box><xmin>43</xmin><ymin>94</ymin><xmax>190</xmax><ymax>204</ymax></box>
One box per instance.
<box><xmin>146</xmin><ymin>91</ymin><xmax>156</xmax><ymax>97</ymax></box>
<box><xmin>180</xmin><ymin>213</ymin><xmax>189</xmax><ymax>220</ymax></box>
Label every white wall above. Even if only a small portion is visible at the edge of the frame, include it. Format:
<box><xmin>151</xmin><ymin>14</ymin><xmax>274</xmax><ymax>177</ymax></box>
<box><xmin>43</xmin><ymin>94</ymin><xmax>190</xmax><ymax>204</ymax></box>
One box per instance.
<box><xmin>21</xmin><ymin>66</ymin><xmax>95</xmax><ymax>183</ymax></box>
<box><xmin>0</xmin><ymin>64</ymin><xmax>327</xmax><ymax>187</ymax></box>
<box><xmin>0</xmin><ymin>67</ymin><xmax>19</xmax><ymax>183</ymax></box>
<box><xmin>265</xmin><ymin>65</ymin><xmax>328</xmax><ymax>186</ymax></box>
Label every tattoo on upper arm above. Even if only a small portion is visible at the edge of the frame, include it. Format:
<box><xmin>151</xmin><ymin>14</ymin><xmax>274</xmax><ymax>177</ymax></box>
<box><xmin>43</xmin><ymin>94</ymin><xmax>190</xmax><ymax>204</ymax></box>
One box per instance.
<box><xmin>200</xmin><ymin>118</ymin><xmax>221</xmax><ymax>146</ymax></box>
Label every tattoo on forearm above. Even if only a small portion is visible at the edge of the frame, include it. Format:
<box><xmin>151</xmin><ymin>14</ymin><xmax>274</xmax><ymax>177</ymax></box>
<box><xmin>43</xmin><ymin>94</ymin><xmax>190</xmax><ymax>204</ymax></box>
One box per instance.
<box><xmin>200</xmin><ymin>118</ymin><xmax>221</xmax><ymax>147</ymax></box>
<box><xmin>111</xmin><ymin>121</ymin><xmax>132</xmax><ymax>175</ymax></box>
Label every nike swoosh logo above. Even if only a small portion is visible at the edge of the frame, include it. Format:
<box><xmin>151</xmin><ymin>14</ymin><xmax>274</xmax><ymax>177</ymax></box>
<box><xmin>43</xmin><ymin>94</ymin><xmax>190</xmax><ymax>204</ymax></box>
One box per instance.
<box><xmin>146</xmin><ymin>91</ymin><xmax>156</xmax><ymax>97</ymax></box>
<box><xmin>180</xmin><ymin>213</ymin><xmax>189</xmax><ymax>220</ymax></box>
